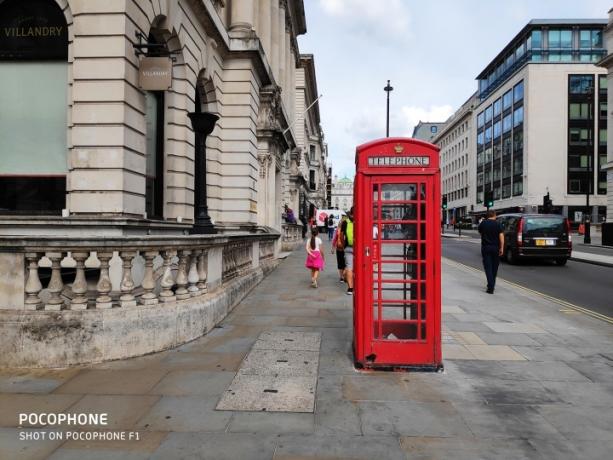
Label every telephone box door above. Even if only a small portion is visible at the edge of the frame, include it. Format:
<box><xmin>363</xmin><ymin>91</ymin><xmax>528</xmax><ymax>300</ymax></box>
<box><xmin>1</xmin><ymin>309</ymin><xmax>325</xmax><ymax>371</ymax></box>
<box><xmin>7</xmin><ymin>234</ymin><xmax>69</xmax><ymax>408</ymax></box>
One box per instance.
<box><xmin>362</xmin><ymin>174</ymin><xmax>440</xmax><ymax>366</ymax></box>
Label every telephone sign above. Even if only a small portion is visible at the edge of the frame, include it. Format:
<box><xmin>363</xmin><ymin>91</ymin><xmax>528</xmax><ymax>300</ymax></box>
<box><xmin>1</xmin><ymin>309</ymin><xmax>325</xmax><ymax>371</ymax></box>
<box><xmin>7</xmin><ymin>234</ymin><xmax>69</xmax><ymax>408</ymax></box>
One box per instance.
<box><xmin>353</xmin><ymin>137</ymin><xmax>442</xmax><ymax>370</ymax></box>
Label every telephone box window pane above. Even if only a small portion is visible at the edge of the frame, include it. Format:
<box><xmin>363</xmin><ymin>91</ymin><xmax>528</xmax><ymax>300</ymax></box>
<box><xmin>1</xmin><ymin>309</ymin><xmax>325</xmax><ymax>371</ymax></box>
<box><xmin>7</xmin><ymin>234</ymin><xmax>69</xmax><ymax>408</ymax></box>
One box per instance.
<box><xmin>375</xmin><ymin>205</ymin><xmax>418</xmax><ymax>221</ymax></box>
<box><xmin>380</xmin><ymin>224</ymin><xmax>417</xmax><ymax>240</ymax></box>
<box><xmin>381</xmin><ymin>184</ymin><xmax>417</xmax><ymax>201</ymax></box>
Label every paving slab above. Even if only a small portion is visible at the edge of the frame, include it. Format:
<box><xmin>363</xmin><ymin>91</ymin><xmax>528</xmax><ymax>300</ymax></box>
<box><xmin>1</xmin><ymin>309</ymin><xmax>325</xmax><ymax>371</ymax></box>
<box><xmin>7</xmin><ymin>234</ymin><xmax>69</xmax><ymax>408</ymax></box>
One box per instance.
<box><xmin>238</xmin><ymin>349</ymin><xmax>319</xmax><ymax>377</ymax></box>
<box><xmin>484</xmin><ymin>322</ymin><xmax>547</xmax><ymax>334</ymax></box>
<box><xmin>227</xmin><ymin>411</ymin><xmax>315</xmax><ymax>434</ymax></box>
<box><xmin>216</xmin><ymin>373</ymin><xmax>316</xmax><ymax>412</ymax></box>
<box><xmin>252</xmin><ymin>331</ymin><xmax>322</xmax><ymax>352</ymax></box>
<box><xmin>136</xmin><ymin>396</ymin><xmax>232</xmax><ymax>432</ymax></box>
<box><xmin>148</xmin><ymin>370</ymin><xmax>236</xmax><ymax>396</ymax></box>
<box><xmin>0</xmin><ymin>393</ymin><xmax>82</xmax><ymax>427</ymax></box>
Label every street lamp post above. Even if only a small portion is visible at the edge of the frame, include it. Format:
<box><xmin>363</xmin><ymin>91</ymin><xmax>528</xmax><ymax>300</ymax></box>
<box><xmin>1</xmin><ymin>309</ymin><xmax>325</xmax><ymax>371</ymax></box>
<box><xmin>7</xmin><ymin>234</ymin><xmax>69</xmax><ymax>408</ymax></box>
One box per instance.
<box><xmin>187</xmin><ymin>111</ymin><xmax>219</xmax><ymax>234</ymax></box>
<box><xmin>384</xmin><ymin>80</ymin><xmax>393</xmax><ymax>138</ymax></box>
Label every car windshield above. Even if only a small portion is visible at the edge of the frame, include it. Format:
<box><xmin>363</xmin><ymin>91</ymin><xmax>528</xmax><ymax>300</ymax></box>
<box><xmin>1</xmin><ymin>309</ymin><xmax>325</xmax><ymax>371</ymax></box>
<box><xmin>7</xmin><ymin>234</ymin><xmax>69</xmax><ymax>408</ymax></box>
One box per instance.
<box><xmin>524</xmin><ymin>217</ymin><xmax>564</xmax><ymax>236</ymax></box>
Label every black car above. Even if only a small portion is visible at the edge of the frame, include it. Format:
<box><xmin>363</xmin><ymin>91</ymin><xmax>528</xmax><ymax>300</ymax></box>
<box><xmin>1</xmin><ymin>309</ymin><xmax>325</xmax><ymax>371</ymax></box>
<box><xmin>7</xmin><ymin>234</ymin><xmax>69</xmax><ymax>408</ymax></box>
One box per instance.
<box><xmin>496</xmin><ymin>213</ymin><xmax>572</xmax><ymax>265</ymax></box>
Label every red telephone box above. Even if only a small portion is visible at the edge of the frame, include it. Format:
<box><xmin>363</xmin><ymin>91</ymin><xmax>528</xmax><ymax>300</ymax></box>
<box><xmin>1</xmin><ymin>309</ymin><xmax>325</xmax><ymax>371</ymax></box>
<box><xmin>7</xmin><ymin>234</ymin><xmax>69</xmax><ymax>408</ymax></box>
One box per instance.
<box><xmin>353</xmin><ymin>137</ymin><xmax>442</xmax><ymax>371</ymax></box>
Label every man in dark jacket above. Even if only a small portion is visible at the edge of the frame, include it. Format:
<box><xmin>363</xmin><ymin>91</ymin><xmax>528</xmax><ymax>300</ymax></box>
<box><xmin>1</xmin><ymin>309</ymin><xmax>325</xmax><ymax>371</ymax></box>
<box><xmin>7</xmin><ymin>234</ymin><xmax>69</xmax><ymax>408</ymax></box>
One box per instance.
<box><xmin>478</xmin><ymin>210</ymin><xmax>504</xmax><ymax>294</ymax></box>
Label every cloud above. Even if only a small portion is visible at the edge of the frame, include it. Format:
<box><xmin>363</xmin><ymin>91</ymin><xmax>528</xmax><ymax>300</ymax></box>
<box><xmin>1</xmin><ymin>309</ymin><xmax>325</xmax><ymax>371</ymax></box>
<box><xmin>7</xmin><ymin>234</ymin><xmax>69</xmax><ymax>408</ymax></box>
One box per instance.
<box><xmin>318</xmin><ymin>0</ymin><xmax>411</xmax><ymax>42</ymax></box>
<box><xmin>400</xmin><ymin>105</ymin><xmax>455</xmax><ymax>135</ymax></box>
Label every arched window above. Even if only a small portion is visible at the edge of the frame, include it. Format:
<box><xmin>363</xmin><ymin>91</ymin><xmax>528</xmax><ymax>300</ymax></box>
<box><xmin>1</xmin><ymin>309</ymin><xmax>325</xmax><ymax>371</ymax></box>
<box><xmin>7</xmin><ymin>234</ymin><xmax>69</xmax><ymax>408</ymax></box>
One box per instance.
<box><xmin>0</xmin><ymin>0</ymin><xmax>68</xmax><ymax>213</ymax></box>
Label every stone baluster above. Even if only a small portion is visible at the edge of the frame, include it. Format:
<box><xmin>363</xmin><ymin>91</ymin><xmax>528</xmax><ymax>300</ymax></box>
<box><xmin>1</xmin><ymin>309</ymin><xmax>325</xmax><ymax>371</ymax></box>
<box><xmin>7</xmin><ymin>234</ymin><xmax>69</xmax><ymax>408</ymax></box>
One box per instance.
<box><xmin>140</xmin><ymin>250</ymin><xmax>159</xmax><ymax>305</ymax></box>
<box><xmin>24</xmin><ymin>252</ymin><xmax>43</xmax><ymax>310</ymax></box>
<box><xmin>45</xmin><ymin>252</ymin><xmax>65</xmax><ymax>311</ymax></box>
<box><xmin>175</xmin><ymin>250</ymin><xmax>191</xmax><ymax>300</ymax></box>
<box><xmin>70</xmin><ymin>252</ymin><xmax>89</xmax><ymax>310</ymax></box>
<box><xmin>159</xmin><ymin>249</ymin><xmax>177</xmax><ymax>303</ymax></box>
<box><xmin>188</xmin><ymin>250</ymin><xmax>200</xmax><ymax>296</ymax></box>
<box><xmin>95</xmin><ymin>252</ymin><xmax>114</xmax><ymax>309</ymax></box>
<box><xmin>197</xmin><ymin>249</ymin><xmax>208</xmax><ymax>294</ymax></box>
<box><xmin>119</xmin><ymin>251</ymin><xmax>137</xmax><ymax>307</ymax></box>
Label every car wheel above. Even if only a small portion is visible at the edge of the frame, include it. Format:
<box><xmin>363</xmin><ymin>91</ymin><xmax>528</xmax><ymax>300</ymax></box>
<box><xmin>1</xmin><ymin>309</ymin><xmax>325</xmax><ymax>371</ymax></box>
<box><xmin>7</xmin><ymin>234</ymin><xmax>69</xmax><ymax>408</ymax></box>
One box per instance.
<box><xmin>505</xmin><ymin>247</ymin><xmax>517</xmax><ymax>264</ymax></box>
<box><xmin>555</xmin><ymin>258</ymin><xmax>568</xmax><ymax>266</ymax></box>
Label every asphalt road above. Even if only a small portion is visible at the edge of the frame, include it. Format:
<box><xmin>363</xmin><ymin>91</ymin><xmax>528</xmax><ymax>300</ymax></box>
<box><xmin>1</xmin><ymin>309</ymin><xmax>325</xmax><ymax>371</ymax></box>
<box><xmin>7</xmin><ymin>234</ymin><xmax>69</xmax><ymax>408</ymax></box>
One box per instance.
<box><xmin>442</xmin><ymin>235</ymin><xmax>613</xmax><ymax>319</ymax></box>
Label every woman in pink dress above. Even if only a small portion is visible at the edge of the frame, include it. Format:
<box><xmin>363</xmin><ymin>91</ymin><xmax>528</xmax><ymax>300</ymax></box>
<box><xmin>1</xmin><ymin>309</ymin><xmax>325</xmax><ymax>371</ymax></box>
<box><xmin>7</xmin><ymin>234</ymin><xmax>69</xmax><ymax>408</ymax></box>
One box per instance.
<box><xmin>305</xmin><ymin>227</ymin><xmax>325</xmax><ymax>288</ymax></box>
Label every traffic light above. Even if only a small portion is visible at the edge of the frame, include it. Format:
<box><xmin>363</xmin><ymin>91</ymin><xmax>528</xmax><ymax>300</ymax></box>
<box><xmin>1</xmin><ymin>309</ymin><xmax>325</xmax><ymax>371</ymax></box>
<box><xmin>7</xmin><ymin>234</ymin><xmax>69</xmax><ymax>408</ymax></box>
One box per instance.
<box><xmin>543</xmin><ymin>193</ymin><xmax>552</xmax><ymax>213</ymax></box>
<box><xmin>484</xmin><ymin>190</ymin><xmax>494</xmax><ymax>209</ymax></box>
<box><xmin>442</xmin><ymin>195</ymin><xmax>448</xmax><ymax>210</ymax></box>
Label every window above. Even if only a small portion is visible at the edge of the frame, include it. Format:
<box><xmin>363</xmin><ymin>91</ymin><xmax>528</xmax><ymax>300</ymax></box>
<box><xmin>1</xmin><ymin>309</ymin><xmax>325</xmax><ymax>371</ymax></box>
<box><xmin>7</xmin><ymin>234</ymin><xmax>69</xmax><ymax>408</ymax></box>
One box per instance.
<box><xmin>484</xmin><ymin>126</ymin><xmax>492</xmax><ymax>143</ymax></box>
<box><xmin>477</xmin><ymin>112</ymin><xmax>484</xmax><ymax>128</ymax></box>
<box><xmin>502</xmin><ymin>135</ymin><xmax>512</xmax><ymax>156</ymax></box>
<box><xmin>600</xmin><ymin>75</ymin><xmax>608</xmax><ymax>90</ymax></box>
<box><xmin>502</xmin><ymin>90</ymin><xmax>512</xmax><ymax>111</ymax></box>
<box><xmin>548</xmin><ymin>30</ymin><xmax>571</xmax><ymax>48</ymax></box>
<box><xmin>485</xmin><ymin>105</ymin><xmax>493</xmax><ymax>123</ymax></box>
<box><xmin>493</xmin><ymin>99</ymin><xmax>502</xmax><ymax>117</ymax></box>
<box><xmin>493</xmin><ymin>121</ymin><xmax>501</xmax><ymax>139</ymax></box>
<box><xmin>309</xmin><ymin>145</ymin><xmax>316</xmax><ymax>161</ymax></box>
<box><xmin>513</xmin><ymin>106</ymin><xmax>524</xmax><ymax>127</ymax></box>
<box><xmin>600</xmin><ymin>102</ymin><xmax>608</xmax><ymax>119</ymax></box>
<box><xmin>513</xmin><ymin>156</ymin><xmax>523</xmax><ymax>176</ymax></box>
<box><xmin>430</xmin><ymin>126</ymin><xmax>438</xmax><ymax>134</ymax></box>
<box><xmin>513</xmin><ymin>180</ymin><xmax>523</xmax><ymax>196</ymax></box>
<box><xmin>569</xmin><ymin>103</ymin><xmax>590</xmax><ymax>119</ymax></box>
<box><xmin>513</xmin><ymin>81</ymin><xmax>524</xmax><ymax>103</ymax></box>
<box><xmin>581</xmin><ymin>30</ymin><xmax>603</xmax><ymax>48</ymax></box>
<box><xmin>531</xmin><ymin>30</ymin><xmax>542</xmax><ymax>49</ymax></box>
<box><xmin>513</xmin><ymin>131</ymin><xmax>523</xmax><ymax>152</ymax></box>
<box><xmin>569</xmin><ymin>75</ymin><xmax>594</xmax><ymax>94</ymax></box>
<box><xmin>503</xmin><ymin>114</ymin><xmax>512</xmax><ymax>133</ymax></box>
<box><xmin>600</xmin><ymin>129</ymin><xmax>607</xmax><ymax>146</ymax></box>
<box><xmin>569</xmin><ymin>128</ymin><xmax>589</xmax><ymax>145</ymax></box>
<box><xmin>0</xmin><ymin>0</ymin><xmax>69</xmax><ymax>213</ymax></box>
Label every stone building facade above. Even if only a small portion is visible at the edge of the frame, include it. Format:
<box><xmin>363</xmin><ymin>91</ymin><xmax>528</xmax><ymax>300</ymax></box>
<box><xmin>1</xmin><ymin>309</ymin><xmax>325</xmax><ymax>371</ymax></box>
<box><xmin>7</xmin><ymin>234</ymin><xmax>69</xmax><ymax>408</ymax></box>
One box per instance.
<box><xmin>0</xmin><ymin>0</ymin><xmax>314</xmax><ymax>235</ymax></box>
<box><xmin>287</xmin><ymin>54</ymin><xmax>328</xmax><ymax>221</ymax></box>
<box><xmin>433</xmin><ymin>94</ymin><xmax>478</xmax><ymax>224</ymax></box>
<box><xmin>331</xmin><ymin>176</ymin><xmax>354</xmax><ymax>212</ymax></box>
<box><xmin>0</xmin><ymin>0</ymin><xmax>325</xmax><ymax>367</ymax></box>
<box><xmin>597</xmin><ymin>8</ymin><xmax>613</xmax><ymax>224</ymax></box>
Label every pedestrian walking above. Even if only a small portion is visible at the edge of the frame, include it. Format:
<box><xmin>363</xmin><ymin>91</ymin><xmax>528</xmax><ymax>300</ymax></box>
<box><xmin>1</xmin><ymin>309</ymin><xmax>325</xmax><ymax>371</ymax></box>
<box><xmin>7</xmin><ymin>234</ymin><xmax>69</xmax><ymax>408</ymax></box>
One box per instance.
<box><xmin>305</xmin><ymin>227</ymin><xmax>325</xmax><ymax>288</ymax></box>
<box><xmin>341</xmin><ymin>207</ymin><xmax>355</xmax><ymax>295</ymax></box>
<box><xmin>478</xmin><ymin>210</ymin><xmax>504</xmax><ymax>294</ymax></box>
<box><xmin>327</xmin><ymin>215</ymin><xmax>335</xmax><ymax>240</ymax></box>
<box><xmin>331</xmin><ymin>216</ymin><xmax>346</xmax><ymax>283</ymax></box>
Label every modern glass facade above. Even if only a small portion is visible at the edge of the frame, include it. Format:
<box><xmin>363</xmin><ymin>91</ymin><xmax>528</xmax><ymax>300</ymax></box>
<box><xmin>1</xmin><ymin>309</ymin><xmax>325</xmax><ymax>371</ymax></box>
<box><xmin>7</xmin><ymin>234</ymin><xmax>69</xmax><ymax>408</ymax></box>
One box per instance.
<box><xmin>478</xmin><ymin>24</ymin><xmax>606</xmax><ymax>100</ymax></box>
<box><xmin>566</xmin><ymin>74</ymin><xmax>608</xmax><ymax>195</ymax></box>
<box><xmin>477</xmin><ymin>81</ymin><xmax>524</xmax><ymax>204</ymax></box>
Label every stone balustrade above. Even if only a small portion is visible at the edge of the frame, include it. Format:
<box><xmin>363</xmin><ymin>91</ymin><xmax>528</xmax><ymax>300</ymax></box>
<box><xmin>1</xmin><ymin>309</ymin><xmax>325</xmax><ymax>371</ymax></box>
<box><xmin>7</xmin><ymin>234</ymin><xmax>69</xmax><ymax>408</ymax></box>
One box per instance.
<box><xmin>281</xmin><ymin>223</ymin><xmax>302</xmax><ymax>251</ymax></box>
<box><xmin>0</xmin><ymin>233</ymin><xmax>279</xmax><ymax>312</ymax></box>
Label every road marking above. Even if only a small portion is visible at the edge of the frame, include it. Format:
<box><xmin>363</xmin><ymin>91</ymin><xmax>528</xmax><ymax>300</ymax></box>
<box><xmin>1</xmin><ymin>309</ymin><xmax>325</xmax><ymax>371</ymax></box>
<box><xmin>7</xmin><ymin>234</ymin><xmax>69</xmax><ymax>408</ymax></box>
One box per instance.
<box><xmin>443</xmin><ymin>257</ymin><xmax>613</xmax><ymax>325</ymax></box>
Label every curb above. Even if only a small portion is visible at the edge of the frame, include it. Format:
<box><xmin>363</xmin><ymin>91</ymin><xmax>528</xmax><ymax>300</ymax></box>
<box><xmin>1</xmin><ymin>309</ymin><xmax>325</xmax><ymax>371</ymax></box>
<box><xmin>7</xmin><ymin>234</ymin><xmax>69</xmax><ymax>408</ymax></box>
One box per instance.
<box><xmin>570</xmin><ymin>256</ymin><xmax>613</xmax><ymax>269</ymax></box>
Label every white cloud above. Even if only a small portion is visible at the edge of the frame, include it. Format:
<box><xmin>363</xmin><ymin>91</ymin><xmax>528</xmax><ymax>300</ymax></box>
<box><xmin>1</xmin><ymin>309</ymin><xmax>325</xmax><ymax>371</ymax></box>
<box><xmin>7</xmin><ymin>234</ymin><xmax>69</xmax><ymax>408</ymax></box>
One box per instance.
<box><xmin>400</xmin><ymin>105</ymin><xmax>455</xmax><ymax>136</ymax></box>
<box><xmin>318</xmin><ymin>0</ymin><xmax>411</xmax><ymax>41</ymax></box>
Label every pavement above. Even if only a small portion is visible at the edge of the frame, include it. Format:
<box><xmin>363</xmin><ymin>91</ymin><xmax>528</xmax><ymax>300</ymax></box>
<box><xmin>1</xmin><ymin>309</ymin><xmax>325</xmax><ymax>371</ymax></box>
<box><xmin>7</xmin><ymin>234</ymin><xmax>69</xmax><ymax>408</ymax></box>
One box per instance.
<box><xmin>1</xmin><ymin>247</ymin><xmax>613</xmax><ymax>459</ymax></box>
<box><xmin>442</xmin><ymin>229</ymin><xmax>613</xmax><ymax>267</ymax></box>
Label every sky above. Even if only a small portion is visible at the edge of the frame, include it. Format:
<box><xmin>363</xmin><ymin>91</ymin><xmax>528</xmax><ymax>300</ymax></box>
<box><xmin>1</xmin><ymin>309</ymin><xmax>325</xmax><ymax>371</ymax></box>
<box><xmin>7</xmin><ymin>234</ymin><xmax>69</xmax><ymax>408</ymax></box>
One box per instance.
<box><xmin>297</xmin><ymin>0</ymin><xmax>611</xmax><ymax>178</ymax></box>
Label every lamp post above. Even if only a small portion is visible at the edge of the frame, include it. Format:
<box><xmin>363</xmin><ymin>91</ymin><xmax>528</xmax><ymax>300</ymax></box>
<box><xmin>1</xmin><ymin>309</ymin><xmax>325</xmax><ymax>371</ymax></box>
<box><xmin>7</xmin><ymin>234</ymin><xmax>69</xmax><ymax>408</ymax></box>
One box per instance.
<box><xmin>187</xmin><ymin>111</ymin><xmax>219</xmax><ymax>234</ymax></box>
<box><xmin>384</xmin><ymin>80</ymin><xmax>393</xmax><ymax>138</ymax></box>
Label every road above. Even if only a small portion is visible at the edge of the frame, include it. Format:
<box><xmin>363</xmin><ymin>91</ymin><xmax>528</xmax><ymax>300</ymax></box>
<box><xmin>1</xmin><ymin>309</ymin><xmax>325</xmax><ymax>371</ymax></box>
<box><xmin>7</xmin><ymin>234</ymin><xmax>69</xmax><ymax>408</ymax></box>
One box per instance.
<box><xmin>442</xmin><ymin>234</ymin><xmax>613</xmax><ymax>319</ymax></box>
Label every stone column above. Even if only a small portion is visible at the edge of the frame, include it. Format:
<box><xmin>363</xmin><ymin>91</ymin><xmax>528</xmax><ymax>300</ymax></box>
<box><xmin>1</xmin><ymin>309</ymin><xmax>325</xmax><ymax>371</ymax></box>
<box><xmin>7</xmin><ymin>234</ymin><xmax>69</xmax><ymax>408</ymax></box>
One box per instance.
<box><xmin>45</xmin><ymin>252</ymin><xmax>65</xmax><ymax>311</ymax></box>
<box><xmin>119</xmin><ymin>251</ymin><xmax>137</xmax><ymax>307</ymax></box>
<box><xmin>259</xmin><ymin>0</ymin><xmax>272</xmax><ymax>59</ymax></box>
<box><xmin>230</xmin><ymin>0</ymin><xmax>255</xmax><ymax>34</ymax></box>
<box><xmin>70</xmin><ymin>252</ymin><xmax>89</xmax><ymax>310</ymax></box>
<box><xmin>95</xmin><ymin>252</ymin><xmax>113</xmax><ymax>309</ymax></box>
<box><xmin>140</xmin><ymin>251</ymin><xmax>159</xmax><ymax>305</ymax></box>
<box><xmin>24</xmin><ymin>253</ymin><xmax>43</xmax><ymax>311</ymax></box>
<box><xmin>271</xmin><ymin>0</ymin><xmax>280</xmax><ymax>79</ymax></box>
<box><xmin>278</xmin><ymin>1</ymin><xmax>286</xmax><ymax>94</ymax></box>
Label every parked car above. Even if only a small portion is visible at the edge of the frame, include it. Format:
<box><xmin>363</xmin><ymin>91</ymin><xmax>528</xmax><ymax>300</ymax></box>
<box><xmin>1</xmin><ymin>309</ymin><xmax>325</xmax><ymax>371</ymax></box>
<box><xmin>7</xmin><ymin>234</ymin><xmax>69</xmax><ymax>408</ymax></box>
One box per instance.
<box><xmin>496</xmin><ymin>213</ymin><xmax>572</xmax><ymax>265</ymax></box>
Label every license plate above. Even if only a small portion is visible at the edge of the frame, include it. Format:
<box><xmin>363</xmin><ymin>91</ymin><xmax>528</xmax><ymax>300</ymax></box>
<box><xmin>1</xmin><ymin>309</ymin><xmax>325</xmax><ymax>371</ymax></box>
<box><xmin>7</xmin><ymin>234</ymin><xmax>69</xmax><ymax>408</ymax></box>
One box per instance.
<box><xmin>536</xmin><ymin>239</ymin><xmax>555</xmax><ymax>246</ymax></box>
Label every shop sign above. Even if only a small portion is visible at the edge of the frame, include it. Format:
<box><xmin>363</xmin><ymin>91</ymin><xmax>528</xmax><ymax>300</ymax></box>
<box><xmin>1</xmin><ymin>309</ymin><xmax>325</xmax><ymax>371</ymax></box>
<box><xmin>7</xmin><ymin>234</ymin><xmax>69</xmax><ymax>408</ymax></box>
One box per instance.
<box><xmin>0</xmin><ymin>0</ymin><xmax>68</xmax><ymax>60</ymax></box>
<box><xmin>138</xmin><ymin>57</ymin><xmax>172</xmax><ymax>90</ymax></box>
